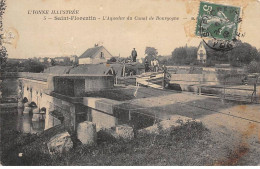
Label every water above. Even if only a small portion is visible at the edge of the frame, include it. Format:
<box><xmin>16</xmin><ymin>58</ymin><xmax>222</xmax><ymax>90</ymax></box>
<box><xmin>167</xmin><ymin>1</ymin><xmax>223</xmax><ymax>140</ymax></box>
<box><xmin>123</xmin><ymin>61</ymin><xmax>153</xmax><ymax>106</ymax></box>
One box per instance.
<box><xmin>1</xmin><ymin>78</ymin><xmax>45</xmax><ymax>134</ymax></box>
<box><xmin>0</xmin><ymin>107</ymin><xmax>45</xmax><ymax>134</ymax></box>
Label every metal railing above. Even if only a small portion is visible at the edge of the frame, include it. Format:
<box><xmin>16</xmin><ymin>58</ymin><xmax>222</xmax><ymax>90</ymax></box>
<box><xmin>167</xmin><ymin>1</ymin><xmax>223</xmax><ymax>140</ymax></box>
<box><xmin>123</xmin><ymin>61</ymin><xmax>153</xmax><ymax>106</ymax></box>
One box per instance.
<box><xmin>169</xmin><ymin>74</ymin><xmax>260</xmax><ymax>103</ymax></box>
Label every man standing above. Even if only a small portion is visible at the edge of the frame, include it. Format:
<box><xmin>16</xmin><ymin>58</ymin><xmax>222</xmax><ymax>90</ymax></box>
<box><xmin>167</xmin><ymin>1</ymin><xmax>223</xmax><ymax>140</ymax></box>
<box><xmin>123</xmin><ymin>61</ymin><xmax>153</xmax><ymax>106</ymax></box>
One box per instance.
<box><xmin>154</xmin><ymin>59</ymin><xmax>159</xmax><ymax>72</ymax></box>
<box><xmin>131</xmin><ymin>48</ymin><xmax>137</xmax><ymax>62</ymax></box>
<box><xmin>151</xmin><ymin>59</ymin><xmax>154</xmax><ymax>72</ymax></box>
<box><xmin>162</xmin><ymin>65</ymin><xmax>171</xmax><ymax>89</ymax></box>
<box><xmin>144</xmin><ymin>59</ymin><xmax>149</xmax><ymax>72</ymax></box>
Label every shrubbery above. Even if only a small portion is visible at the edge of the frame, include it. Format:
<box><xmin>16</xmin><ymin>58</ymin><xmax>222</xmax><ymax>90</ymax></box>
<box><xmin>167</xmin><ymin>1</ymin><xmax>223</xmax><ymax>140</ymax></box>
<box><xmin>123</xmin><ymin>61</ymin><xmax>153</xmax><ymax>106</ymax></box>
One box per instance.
<box><xmin>169</xmin><ymin>41</ymin><xmax>260</xmax><ymax>67</ymax></box>
<box><xmin>247</xmin><ymin>60</ymin><xmax>260</xmax><ymax>73</ymax></box>
<box><xmin>1</xmin><ymin>121</ymin><xmax>213</xmax><ymax>166</ymax></box>
<box><xmin>4</xmin><ymin>59</ymin><xmax>46</xmax><ymax>73</ymax></box>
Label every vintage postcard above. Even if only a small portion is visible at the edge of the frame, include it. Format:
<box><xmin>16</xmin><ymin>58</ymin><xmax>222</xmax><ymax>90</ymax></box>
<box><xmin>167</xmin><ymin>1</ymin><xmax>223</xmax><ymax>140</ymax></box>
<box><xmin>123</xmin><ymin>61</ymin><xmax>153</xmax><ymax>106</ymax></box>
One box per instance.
<box><xmin>0</xmin><ymin>0</ymin><xmax>260</xmax><ymax>166</ymax></box>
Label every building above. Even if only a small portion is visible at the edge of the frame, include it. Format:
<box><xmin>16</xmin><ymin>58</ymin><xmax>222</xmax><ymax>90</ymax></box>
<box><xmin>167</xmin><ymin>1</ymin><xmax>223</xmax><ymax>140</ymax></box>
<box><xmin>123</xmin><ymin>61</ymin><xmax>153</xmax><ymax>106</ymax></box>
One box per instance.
<box><xmin>39</xmin><ymin>58</ymin><xmax>45</xmax><ymax>63</ymax></box>
<box><xmin>197</xmin><ymin>42</ymin><xmax>207</xmax><ymax>63</ymax></box>
<box><xmin>69</xmin><ymin>55</ymin><xmax>78</xmax><ymax>63</ymax></box>
<box><xmin>54</xmin><ymin>57</ymin><xmax>70</xmax><ymax>63</ymax></box>
<box><xmin>78</xmin><ymin>45</ymin><xmax>113</xmax><ymax>64</ymax></box>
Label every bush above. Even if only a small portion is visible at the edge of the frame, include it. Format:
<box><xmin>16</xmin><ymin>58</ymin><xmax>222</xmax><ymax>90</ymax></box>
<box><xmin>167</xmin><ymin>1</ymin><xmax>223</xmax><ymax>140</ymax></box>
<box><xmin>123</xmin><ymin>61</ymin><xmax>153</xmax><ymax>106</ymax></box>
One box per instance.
<box><xmin>4</xmin><ymin>59</ymin><xmax>46</xmax><ymax>72</ymax></box>
<box><xmin>205</xmin><ymin>59</ymin><xmax>215</xmax><ymax>67</ymax></box>
<box><xmin>247</xmin><ymin>60</ymin><xmax>260</xmax><ymax>73</ymax></box>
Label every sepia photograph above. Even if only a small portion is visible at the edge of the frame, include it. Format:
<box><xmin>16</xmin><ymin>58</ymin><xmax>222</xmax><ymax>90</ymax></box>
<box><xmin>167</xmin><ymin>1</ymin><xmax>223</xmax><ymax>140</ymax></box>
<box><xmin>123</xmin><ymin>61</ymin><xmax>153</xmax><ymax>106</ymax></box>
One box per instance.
<box><xmin>0</xmin><ymin>0</ymin><xmax>260</xmax><ymax>166</ymax></box>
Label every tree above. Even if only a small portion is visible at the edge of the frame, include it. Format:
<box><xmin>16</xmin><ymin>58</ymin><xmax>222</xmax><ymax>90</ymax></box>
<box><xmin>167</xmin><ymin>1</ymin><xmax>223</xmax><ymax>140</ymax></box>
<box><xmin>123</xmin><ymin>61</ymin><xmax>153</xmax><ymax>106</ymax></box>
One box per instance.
<box><xmin>22</xmin><ymin>59</ymin><xmax>45</xmax><ymax>73</ymax></box>
<box><xmin>204</xmin><ymin>40</ymin><xmax>260</xmax><ymax>66</ymax></box>
<box><xmin>0</xmin><ymin>45</ymin><xmax>8</xmax><ymax>72</ymax></box>
<box><xmin>4</xmin><ymin>59</ymin><xmax>45</xmax><ymax>72</ymax></box>
<box><xmin>171</xmin><ymin>46</ymin><xmax>197</xmax><ymax>65</ymax></box>
<box><xmin>145</xmin><ymin>47</ymin><xmax>158</xmax><ymax>65</ymax></box>
<box><xmin>204</xmin><ymin>40</ymin><xmax>229</xmax><ymax>64</ymax></box>
<box><xmin>226</xmin><ymin>41</ymin><xmax>260</xmax><ymax>67</ymax></box>
<box><xmin>247</xmin><ymin>60</ymin><xmax>260</xmax><ymax>73</ymax></box>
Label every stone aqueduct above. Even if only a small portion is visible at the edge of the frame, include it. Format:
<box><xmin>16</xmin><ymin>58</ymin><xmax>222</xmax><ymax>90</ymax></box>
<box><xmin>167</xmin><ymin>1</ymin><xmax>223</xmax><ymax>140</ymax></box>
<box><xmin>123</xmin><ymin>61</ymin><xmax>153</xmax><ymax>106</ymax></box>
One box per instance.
<box><xmin>15</xmin><ymin>72</ymin><xmax>120</xmax><ymax>131</ymax></box>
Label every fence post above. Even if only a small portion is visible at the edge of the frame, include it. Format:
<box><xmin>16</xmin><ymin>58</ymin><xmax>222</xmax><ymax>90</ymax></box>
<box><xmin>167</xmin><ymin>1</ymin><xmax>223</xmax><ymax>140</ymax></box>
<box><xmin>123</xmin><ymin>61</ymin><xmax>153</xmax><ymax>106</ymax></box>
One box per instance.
<box><xmin>256</xmin><ymin>81</ymin><xmax>258</xmax><ymax>103</ymax></box>
<box><xmin>251</xmin><ymin>77</ymin><xmax>258</xmax><ymax>103</ymax></box>
<box><xmin>123</xmin><ymin>64</ymin><xmax>126</xmax><ymax>77</ymax></box>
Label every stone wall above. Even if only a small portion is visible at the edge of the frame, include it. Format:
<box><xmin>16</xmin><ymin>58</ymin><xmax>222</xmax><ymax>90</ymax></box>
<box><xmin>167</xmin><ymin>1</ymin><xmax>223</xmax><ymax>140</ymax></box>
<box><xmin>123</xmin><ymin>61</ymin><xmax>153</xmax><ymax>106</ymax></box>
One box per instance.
<box><xmin>53</xmin><ymin>75</ymin><xmax>114</xmax><ymax>97</ymax></box>
<box><xmin>91</xmin><ymin>110</ymin><xmax>118</xmax><ymax>131</ymax></box>
<box><xmin>19</xmin><ymin>77</ymin><xmax>76</xmax><ymax>131</ymax></box>
<box><xmin>43</xmin><ymin>94</ymin><xmax>76</xmax><ymax>131</ymax></box>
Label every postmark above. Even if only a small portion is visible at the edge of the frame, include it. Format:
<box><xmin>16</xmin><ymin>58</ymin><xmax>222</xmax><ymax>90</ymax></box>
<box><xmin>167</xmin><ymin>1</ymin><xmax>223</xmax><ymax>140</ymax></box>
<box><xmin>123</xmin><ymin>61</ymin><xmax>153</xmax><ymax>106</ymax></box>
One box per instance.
<box><xmin>2</xmin><ymin>28</ymin><xmax>19</xmax><ymax>48</ymax></box>
<box><xmin>195</xmin><ymin>1</ymin><xmax>242</xmax><ymax>51</ymax></box>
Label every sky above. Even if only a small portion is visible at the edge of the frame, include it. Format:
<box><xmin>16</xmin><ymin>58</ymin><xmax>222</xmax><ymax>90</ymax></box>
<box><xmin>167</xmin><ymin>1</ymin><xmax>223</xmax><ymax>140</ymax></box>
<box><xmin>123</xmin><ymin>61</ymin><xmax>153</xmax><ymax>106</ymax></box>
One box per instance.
<box><xmin>2</xmin><ymin>0</ymin><xmax>260</xmax><ymax>59</ymax></box>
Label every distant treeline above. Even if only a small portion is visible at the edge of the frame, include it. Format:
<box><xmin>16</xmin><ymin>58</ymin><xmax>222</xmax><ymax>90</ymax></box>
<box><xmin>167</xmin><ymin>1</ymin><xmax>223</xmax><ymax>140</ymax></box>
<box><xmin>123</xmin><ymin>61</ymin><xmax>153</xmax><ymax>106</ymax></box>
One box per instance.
<box><xmin>3</xmin><ymin>57</ymin><xmax>76</xmax><ymax>73</ymax></box>
<box><xmin>159</xmin><ymin>40</ymin><xmax>260</xmax><ymax>72</ymax></box>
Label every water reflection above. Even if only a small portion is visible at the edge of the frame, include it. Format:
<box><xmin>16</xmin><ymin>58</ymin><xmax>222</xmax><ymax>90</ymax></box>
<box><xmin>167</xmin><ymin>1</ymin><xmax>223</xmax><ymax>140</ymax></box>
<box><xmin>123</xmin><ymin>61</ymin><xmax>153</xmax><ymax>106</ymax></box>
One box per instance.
<box><xmin>1</xmin><ymin>108</ymin><xmax>45</xmax><ymax>134</ymax></box>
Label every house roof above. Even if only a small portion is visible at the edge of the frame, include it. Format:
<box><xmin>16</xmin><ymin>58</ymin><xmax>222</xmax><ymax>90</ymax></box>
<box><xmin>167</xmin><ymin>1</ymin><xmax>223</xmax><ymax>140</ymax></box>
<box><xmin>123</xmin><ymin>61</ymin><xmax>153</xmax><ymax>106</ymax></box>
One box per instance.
<box><xmin>198</xmin><ymin>41</ymin><xmax>205</xmax><ymax>49</ymax></box>
<box><xmin>69</xmin><ymin>64</ymin><xmax>109</xmax><ymax>74</ymax></box>
<box><xmin>79</xmin><ymin>46</ymin><xmax>104</xmax><ymax>59</ymax></box>
<box><xmin>43</xmin><ymin>66</ymin><xmax>73</xmax><ymax>74</ymax></box>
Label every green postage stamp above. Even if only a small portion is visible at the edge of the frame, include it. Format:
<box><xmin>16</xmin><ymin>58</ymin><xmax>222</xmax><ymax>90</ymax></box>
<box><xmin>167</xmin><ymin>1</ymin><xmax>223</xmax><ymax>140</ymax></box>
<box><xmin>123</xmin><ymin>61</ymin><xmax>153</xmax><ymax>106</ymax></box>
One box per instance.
<box><xmin>195</xmin><ymin>1</ymin><xmax>241</xmax><ymax>41</ymax></box>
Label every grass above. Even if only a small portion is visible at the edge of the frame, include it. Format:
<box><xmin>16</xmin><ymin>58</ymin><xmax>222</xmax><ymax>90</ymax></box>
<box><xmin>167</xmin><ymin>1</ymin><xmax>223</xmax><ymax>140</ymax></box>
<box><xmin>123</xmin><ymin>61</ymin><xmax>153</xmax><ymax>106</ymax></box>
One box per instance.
<box><xmin>1</xmin><ymin>121</ymin><xmax>222</xmax><ymax>166</ymax></box>
<box><xmin>2</xmin><ymin>118</ymin><xmax>257</xmax><ymax>166</ymax></box>
<box><xmin>4</xmin><ymin>121</ymin><xmax>258</xmax><ymax>166</ymax></box>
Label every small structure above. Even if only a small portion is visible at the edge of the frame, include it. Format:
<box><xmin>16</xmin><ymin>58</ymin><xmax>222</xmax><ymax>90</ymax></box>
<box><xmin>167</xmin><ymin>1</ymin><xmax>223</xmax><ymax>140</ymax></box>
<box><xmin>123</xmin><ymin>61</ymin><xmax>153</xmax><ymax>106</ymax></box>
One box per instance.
<box><xmin>69</xmin><ymin>55</ymin><xmax>78</xmax><ymax>63</ymax></box>
<box><xmin>78</xmin><ymin>45</ymin><xmax>113</xmax><ymax>64</ymax></box>
<box><xmin>52</xmin><ymin>74</ymin><xmax>114</xmax><ymax>97</ymax></box>
<box><xmin>54</xmin><ymin>57</ymin><xmax>70</xmax><ymax>63</ymax></box>
<box><xmin>39</xmin><ymin>58</ymin><xmax>45</xmax><ymax>63</ymax></box>
<box><xmin>197</xmin><ymin>42</ymin><xmax>207</xmax><ymax>63</ymax></box>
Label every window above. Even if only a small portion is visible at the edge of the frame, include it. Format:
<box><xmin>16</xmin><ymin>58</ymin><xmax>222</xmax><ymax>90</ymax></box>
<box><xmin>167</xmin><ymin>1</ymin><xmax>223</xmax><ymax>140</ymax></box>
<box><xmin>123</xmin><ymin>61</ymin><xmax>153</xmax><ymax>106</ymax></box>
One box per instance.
<box><xmin>100</xmin><ymin>52</ymin><xmax>104</xmax><ymax>58</ymax></box>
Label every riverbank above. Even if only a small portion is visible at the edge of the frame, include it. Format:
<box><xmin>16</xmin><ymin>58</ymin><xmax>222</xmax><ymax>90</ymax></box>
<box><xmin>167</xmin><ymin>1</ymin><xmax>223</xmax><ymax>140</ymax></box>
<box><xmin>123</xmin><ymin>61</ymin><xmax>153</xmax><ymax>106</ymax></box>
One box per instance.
<box><xmin>2</xmin><ymin>120</ymin><xmax>258</xmax><ymax>166</ymax></box>
<box><xmin>0</xmin><ymin>121</ymin><xmax>216</xmax><ymax>166</ymax></box>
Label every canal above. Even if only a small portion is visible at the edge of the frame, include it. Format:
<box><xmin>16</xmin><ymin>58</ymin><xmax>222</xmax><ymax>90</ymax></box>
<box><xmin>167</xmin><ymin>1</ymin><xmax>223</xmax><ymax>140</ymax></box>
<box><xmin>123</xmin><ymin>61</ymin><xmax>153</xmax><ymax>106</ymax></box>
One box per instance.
<box><xmin>1</xmin><ymin>78</ymin><xmax>45</xmax><ymax>135</ymax></box>
<box><xmin>0</xmin><ymin>108</ymin><xmax>45</xmax><ymax>134</ymax></box>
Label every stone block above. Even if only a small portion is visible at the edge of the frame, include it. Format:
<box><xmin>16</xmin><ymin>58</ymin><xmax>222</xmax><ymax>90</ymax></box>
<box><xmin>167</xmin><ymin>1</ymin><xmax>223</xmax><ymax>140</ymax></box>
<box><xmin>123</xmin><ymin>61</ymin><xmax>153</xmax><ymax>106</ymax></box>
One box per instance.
<box><xmin>138</xmin><ymin>115</ymin><xmax>198</xmax><ymax>135</ymax></box>
<box><xmin>159</xmin><ymin>120</ymin><xmax>181</xmax><ymax>131</ymax></box>
<box><xmin>77</xmin><ymin>121</ymin><xmax>97</xmax><ymax>145</ymax></box>
<box><xmin>115</xmin><ymin>125</ymin><xmax>134</xmax><ymax>140</ymax></box>
<box><xmin>91</xmin><ymin>110</ymin><xmax>117</xmax><ymax>131</ymax></box>
<box><xmin>47</xmin><ymin>131</ymin><xmax>73</xmax><ymax>154</ymax></box>
<box><xmin>170</xmin><ymin>115</ymin><xmax>195</xmax><ymax>124</ymax></box>
<box><xmin>138</xmin><ymin>124</ymin><xmax>159</xmax><ymax>135</ymax></box>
